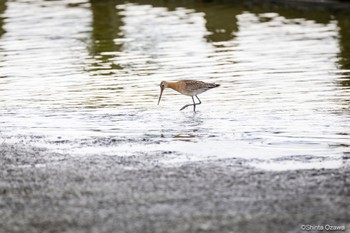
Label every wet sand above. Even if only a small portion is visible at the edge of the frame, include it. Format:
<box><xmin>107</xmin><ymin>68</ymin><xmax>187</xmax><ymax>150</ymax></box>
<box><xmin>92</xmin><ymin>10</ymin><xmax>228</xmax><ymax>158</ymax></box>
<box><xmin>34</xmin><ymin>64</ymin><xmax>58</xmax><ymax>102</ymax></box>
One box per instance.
<box><xmin>1</xmin><ymin>142</ymin><xmax>350</xmax><ymax>233</ymax></box>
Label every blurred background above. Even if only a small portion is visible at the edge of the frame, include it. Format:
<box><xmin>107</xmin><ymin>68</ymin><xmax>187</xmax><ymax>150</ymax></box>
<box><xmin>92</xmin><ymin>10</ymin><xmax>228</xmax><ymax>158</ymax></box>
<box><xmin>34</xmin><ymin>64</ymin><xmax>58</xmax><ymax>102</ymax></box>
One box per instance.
<box><xmin>0</xmin><ymin>0</ymin><xmax>350</xmax><ymax>170</ymax></box>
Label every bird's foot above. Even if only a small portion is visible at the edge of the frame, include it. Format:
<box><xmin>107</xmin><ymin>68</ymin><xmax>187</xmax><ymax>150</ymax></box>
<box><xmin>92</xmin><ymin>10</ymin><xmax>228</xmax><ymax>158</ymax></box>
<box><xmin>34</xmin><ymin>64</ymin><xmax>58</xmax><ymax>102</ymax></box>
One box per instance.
<box><xmin>179</xmin><ymin>104</ymin><xmax>192</xmax><ymax>111</ymax></box>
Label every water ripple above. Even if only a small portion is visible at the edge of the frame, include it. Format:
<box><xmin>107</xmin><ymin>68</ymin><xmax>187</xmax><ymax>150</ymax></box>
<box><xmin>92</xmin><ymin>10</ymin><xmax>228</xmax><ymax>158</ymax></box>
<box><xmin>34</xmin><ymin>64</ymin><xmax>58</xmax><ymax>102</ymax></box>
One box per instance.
<box><xmin>0</xmin><ymin>0</ymin><xmax>350</xmax><ymax>170</ymax></box>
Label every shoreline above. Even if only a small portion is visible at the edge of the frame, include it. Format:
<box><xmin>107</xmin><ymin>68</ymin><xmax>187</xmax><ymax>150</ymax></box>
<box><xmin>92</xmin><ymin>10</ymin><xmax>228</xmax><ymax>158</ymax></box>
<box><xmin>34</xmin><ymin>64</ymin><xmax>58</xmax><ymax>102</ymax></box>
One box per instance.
<box><xmin>1</xmin><ymin>142</ymin><xmax>350</xmax><ymax>233</ymax></box>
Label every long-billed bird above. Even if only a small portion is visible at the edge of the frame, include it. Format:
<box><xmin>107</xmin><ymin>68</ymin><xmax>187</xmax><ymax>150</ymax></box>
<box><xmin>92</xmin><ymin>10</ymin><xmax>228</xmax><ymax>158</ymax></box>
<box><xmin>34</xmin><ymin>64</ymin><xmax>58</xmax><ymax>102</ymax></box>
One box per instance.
<box><xmin>157</xmin><ymin>80</ymin><xmax>220</xmax><ymax>112</ymax></box>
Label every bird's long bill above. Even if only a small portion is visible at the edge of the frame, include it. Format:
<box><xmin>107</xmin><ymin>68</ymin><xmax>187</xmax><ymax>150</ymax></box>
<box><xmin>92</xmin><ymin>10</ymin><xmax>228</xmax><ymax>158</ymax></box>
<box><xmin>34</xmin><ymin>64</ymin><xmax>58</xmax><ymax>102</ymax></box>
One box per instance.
<box><xmin>157</xmin><ymin>87</ymin><xmax>164</xmax><ymax>105</ymax></box>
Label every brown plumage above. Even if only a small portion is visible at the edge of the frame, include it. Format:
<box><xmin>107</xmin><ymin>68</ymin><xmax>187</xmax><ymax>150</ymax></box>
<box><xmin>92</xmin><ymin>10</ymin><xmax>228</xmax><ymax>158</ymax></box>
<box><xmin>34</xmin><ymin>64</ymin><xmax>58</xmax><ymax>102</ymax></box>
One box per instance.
<box><xmin>157</xmin><ymin>80</ymin><xmax>220</xmax><ymax>112</ymax></box>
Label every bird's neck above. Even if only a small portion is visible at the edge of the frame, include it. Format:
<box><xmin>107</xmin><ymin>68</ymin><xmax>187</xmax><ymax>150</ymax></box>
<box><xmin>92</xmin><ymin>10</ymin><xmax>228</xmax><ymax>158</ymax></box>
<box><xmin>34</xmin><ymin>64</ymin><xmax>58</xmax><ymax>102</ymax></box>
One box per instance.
<box><xmin>167</xmin><ymin>82</ymin><xmax>178</xmax><ymax>91</ymax></box>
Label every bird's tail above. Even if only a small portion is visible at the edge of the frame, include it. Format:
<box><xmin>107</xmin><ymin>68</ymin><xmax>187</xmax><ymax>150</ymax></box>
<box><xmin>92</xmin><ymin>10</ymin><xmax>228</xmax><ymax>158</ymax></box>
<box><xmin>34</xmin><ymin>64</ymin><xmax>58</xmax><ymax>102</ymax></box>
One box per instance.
<box><xmin>208</xmin><ymin>83</ymin><xmax>220</xmax><ymax>88</ymax></box>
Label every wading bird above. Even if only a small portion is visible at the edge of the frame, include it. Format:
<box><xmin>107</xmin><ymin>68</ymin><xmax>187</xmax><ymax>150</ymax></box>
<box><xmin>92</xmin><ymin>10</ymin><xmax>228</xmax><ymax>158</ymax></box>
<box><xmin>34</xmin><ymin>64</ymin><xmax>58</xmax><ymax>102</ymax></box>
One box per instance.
<box><xmin>157</xmin><ymin>80</ymin><xmax>220</xmax><ymax>112</ymax></box>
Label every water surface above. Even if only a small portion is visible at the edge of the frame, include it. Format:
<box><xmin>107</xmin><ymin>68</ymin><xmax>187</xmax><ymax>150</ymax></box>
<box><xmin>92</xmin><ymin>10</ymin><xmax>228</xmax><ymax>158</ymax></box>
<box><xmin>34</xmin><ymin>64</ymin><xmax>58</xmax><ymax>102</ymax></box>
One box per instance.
<box><xmin>1</xmin><ymin>0</ymin><xmax>350</xmax><ymax>170</ymax></box>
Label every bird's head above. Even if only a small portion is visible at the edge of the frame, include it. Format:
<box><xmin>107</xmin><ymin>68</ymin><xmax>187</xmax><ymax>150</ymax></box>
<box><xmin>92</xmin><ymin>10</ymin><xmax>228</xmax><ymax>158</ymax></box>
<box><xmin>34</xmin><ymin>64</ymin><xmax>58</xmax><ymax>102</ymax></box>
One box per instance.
<box><xmin>158</xmin><ymin>81</ymin><xmax>168</xmax><ymax>105</ymax></box>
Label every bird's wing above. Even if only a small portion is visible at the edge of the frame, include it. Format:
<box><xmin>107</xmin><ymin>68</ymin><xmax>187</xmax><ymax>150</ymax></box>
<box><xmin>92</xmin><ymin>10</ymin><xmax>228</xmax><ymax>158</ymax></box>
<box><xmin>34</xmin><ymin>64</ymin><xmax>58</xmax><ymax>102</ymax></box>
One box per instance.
<box><xmin>184</xmin><ymin>80</ymin><xmax>217</xmax><ymax>91</ymax></box>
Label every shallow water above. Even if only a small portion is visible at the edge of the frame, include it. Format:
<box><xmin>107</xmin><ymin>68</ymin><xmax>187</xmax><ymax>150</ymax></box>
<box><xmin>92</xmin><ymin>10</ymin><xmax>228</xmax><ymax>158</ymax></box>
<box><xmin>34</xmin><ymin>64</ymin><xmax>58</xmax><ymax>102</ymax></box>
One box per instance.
<box><xmin>1</xmin><ymin>0</ymin><xmax>350</xmax><ymax>170</ymax></box>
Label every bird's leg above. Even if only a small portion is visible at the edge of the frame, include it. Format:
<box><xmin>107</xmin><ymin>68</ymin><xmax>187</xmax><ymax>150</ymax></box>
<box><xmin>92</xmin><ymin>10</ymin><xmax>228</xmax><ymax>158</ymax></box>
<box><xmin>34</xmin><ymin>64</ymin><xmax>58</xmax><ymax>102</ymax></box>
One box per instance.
<box><xmin>179</xmin><ymin>104</ymin><xmax>192</xmax><ymax>111</ymax></box>
<box><xmin>192</xmin><ymin>96</ymin><xmax>196</xmax><ymax>112</ymax></box>
<box><xmin>192</xmin><ymin>96</ymin><xmax>201</xmax><ymax>112</ymax></box>
<box><xmin>195</xmin><ymin>95</ymin><xmax>202</xmax><ymax>106</ymax></box>
<box><xmin>179</xmin><ymin>97</ymin><xmax>195</xmax><ymax>111</ymax></box>
<box><xmin>179</xmin><ymin>96</ymin><xmax>201</xmax><ymax>112</ymax></box>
